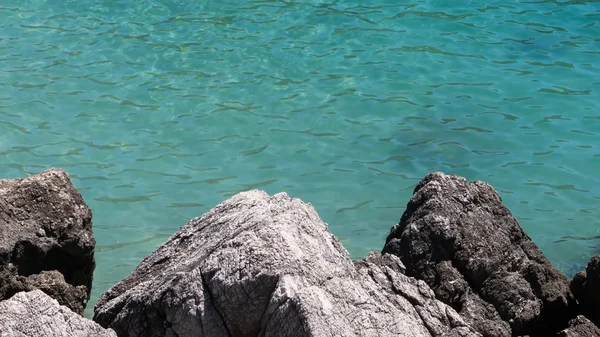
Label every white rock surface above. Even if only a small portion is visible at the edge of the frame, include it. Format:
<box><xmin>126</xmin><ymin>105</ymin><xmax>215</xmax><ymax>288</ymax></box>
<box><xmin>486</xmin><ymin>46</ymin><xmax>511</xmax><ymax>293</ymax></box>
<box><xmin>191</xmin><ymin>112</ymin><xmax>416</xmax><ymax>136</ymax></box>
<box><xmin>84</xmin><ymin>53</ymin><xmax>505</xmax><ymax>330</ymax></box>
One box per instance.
<box><xmin>0</xmin><ymin>290</ymin><xmax>116</xmax><ymax>337</ymax></box>
<box><xmin>94</xmin><ymin>190</ymin><xmax>480</xmax><ymax>337</ymax></box>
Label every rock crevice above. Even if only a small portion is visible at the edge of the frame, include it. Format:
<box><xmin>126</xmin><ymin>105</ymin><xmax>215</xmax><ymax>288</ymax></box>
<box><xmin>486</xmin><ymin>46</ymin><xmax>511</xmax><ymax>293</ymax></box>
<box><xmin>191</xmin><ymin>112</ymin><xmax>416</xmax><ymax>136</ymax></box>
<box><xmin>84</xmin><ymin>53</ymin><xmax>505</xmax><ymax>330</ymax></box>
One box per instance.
<box><xmin>0</xmin><ymin>169</ymin><xmax>96</xmax><ymax>315</ymax></box>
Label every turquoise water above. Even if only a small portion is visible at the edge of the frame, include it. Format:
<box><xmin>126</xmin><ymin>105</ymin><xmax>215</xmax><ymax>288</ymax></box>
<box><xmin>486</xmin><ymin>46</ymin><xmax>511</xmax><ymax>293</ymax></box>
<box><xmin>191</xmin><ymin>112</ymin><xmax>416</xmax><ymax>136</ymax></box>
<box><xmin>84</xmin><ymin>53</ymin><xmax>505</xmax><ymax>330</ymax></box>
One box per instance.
<box><xmin>1</xmin><ymin>0</ymin><xmax>599</xmax><ymax>317</ymax></box>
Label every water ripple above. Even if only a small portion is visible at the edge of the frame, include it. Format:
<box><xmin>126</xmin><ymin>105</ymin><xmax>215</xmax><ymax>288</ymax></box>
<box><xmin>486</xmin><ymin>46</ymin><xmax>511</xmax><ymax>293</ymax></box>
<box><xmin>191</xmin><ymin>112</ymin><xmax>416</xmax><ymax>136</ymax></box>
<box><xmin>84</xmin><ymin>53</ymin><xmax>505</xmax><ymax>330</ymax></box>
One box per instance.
<box><xmin>1</xmin><ymin>0</ymin><xmax>599</xmax><ymax>318</ymax></box>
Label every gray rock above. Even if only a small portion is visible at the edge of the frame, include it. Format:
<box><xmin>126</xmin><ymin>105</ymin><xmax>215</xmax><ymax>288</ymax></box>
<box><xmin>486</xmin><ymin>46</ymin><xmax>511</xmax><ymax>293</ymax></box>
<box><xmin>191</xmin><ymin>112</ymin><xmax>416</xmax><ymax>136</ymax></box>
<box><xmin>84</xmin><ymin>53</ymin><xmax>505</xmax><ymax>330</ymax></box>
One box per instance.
<box><xmin>0</xmin><ymin>168</ymin><xmax>95</xmax><ymax>312</ymax></box>
<box><xmin>0</xmin><ymin>290</ymin><xmax>116</xmax><ymax>337</ymax></box>
<box><xmin>355</xmin><ymin>252</ymin><xmax>480</xmax><ymax>337</ymax></box>
<box><xmin>94</xmin><ymin>190</ymin><xmax>481</xmax><ymax>337</ymax></box>
<box><xmin>571</xmin><ymin>255</ymin><xmax>600</xmax><ymax>327</ymax></box>
<box><xmin>556</xmin><ymin>316</ymin><xmax>600</xmax><ymax>337</ymax></box>
<box><xmin>0</xmin><ymin>269</ymin><xmax>88</xmax><ymax>315</ymax></box>
<box><xmin>382</xmin><ymin>172</ymin><xmax>577</xmax><ymax>337</ymax></box>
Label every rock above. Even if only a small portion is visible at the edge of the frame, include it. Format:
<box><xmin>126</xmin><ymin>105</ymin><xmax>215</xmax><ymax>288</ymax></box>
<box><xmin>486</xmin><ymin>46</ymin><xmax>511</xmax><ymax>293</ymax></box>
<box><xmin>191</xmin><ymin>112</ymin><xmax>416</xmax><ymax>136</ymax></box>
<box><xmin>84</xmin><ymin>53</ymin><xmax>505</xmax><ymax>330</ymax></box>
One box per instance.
<box><xmin>94</xmin><ymin>190</ymin><xmax>481</xmax><ymax>337</ymax></box>
<box><xmin>0</xmin><ymin>168</ymin><xmax>95</xmax><ymax>311</ymax></box>
<box><xmin>355</xmin><ymin>252</ymin><xmax>480</xmax><ymax>337</ymax></box>
<box><xmin>382</xmin><ymin>172</ymin><xmax>577</xmax><ymax>337</ymax></box>
<box><xmin>0</xmin><ymin>269</ymin><xmax>88</xmax><ymax>315</ymax></box>
<box><xmin>0</xmin><ymin>290</ymin><xmax>116</xmax><ymax>337</ymax></box>
<box><xmin>556</xmin><ymin>316</ymin><xmax>600</xmax><ymax>337</ymax></box>
<box><xmin>571</xmin><ymin>255</ymin><xmax>600</xmax><ymax>327</ymax></box>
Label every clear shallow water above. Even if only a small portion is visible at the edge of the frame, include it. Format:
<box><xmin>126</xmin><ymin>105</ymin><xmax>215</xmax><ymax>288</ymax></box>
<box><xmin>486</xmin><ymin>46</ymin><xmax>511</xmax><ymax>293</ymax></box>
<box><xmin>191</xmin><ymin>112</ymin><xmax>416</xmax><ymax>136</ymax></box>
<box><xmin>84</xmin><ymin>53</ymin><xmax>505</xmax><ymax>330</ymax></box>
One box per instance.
<box><xmin>1</xmin><ymin>0</ymin><xmax>599</xmax><ymax>317</ymax></box>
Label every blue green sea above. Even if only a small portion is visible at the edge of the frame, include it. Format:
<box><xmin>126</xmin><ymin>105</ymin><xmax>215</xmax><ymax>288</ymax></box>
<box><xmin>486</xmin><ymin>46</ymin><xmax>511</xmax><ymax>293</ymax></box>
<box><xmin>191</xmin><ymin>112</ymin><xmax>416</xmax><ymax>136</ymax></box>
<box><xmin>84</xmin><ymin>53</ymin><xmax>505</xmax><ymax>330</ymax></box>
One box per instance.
<box><xmin>1</xmin><ymin>0</ymin><xmax>599</xmax><ymax>317</ymax></box>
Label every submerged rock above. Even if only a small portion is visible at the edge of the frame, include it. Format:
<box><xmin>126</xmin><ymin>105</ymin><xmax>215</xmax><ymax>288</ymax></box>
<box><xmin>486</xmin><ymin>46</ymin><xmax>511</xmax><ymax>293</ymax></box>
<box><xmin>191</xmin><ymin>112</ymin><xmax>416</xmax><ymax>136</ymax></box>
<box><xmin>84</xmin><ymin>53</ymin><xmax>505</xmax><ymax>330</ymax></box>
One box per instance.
<box><xmin>571</xmin><ymin>255</ymin><xmax>600</xmax><ymax>327</ymax></box>
<box><xmin>0</xmin><ymin>290</ymin><xmax>116</xmax><ymax>337</ymax></box>
<box><xmin>382</xmin><ymin>172</ymin><xmax>577</xmax><ymax>337</ymax></box>
<box><xmin>0</xmin><ymin>168</ymin><xmax>96</xmax><ymax>313</ymax></box>
<box><xmin>94</xmin><ymin>190</ymin><xmax>481</xmax><ymax>337</ymax></box>
<box><xmin>556</xmin><ymin>316</ymin><xmax>600</xmax><ymax>337</ymax></box>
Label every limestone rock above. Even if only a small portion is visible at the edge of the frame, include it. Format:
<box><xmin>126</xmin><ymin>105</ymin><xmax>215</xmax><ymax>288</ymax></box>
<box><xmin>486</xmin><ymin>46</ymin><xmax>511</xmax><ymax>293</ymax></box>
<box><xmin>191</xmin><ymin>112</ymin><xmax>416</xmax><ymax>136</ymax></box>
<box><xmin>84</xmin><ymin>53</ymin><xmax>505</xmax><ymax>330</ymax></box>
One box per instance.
<box><xmin>0</xmin><ymin>269</ymin><xmax>88</xmax><ymax>315</ymax></box>
<box><xmin>571</xmin><ymin>255</ymin><xmax>600</xmax><ymax>327</ymax></box>
<box><xmin>382</xmin><ymin>172</ymin><xmax>577</xmax><ymax>337</ymax></box>
<box><xmin>556</xmin><ymin>316</ymin><xmax>600</xmax><ymax>337</ymax></box>
<box><xmin>0</xmin><ymin>169</ymin><xmax>95</xmax><ymax>312</ymax></box>
<box><xmin>94</xmin><ymin>190</ymin><xmax>481</xmax><ymax>337</ymax></box>
<box><xmin>0</xmin><ymin>290</ymin><xmax>116</xmax><ymax>337</ymax></box>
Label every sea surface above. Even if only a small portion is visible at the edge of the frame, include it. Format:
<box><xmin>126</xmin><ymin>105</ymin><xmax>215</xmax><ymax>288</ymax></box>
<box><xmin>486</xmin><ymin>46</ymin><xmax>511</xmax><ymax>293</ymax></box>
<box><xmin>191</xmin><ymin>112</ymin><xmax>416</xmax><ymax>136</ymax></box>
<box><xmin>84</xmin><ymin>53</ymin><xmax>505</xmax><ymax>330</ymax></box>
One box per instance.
<box><xmin>1</xmin><ymin>0</ymin><xmax>599</xmax><ymax>317</ymax></box>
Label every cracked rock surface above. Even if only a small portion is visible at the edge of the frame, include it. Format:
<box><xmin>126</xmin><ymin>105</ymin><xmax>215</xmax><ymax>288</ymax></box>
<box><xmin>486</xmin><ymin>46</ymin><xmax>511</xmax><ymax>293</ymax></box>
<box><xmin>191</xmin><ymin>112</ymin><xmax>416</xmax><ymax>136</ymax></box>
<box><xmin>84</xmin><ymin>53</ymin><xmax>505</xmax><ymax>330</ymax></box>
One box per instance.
<box><xmin>382</xmin><ymin>172</ymin><xmax>577</xmax><ymax>337</ymax></box>
<box><xmin>0</xmin><ymin>168</ymin><xmax>96</xmax><ymax>313</ymax></box>
<box><xmin>94</xmin><ymin>190</ymin><xmax>481</xmax><ymax>337</ymax></box>
<box><xmin>0</xmin><ymin>290</ymin><xmax>116</xmax><ymax>337</ymax></box>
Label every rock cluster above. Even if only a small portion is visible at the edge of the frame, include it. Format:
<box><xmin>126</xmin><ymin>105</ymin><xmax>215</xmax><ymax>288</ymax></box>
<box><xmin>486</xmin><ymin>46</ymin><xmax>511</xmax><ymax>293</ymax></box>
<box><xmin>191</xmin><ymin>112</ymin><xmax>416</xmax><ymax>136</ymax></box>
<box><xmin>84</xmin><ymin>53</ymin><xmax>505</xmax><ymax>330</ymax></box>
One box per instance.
<box><xmin>0</xmin><ymin>269</ymin><xmax>88</xmax><ymax>315</ymax></box>
<box><xmin>2</xmin><ymin>169</ymin><xmax>600</xmax><ymax>337</ymax></box>
<box><xmin>93</xmin><ymin>190</ymin><xmax>479</xmax><ymax>337</ymax></box>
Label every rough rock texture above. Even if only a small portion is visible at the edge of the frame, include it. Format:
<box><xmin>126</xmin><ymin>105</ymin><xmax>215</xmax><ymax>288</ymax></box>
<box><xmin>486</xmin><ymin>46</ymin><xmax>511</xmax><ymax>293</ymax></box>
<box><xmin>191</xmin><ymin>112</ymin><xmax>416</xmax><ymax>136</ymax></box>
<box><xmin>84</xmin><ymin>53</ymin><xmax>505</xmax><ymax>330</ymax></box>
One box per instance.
<box><xmin>382</xmin><ymin>172</ymin><xmax>577</xmax><ymax>337</ymax></box>
<box><xmin>571</xmin><ymin>255</ymin><xmax>600</xmax><ymax>328</ymax></box>
<box><xmin>0</xmin><ymin>290</ymin><xmax>116</xmax><ymax>337</ymax></box>
<box><xmin>354</xmin><ymin>252</ymin><xmax>480</xmax><ymax>337</ymax></box>
<box><xmin>0</xmin><ymin>168</ymin><xmax>95</xmax><ymax>310</ymax></box>
<box><xmin>556</xmin><ymin>316</ymin><xmax>600</xmax><ymax>337</ymax></box>
<box><xmin>0</xmin><ymin>269</ymin><xmax>88</xmax><ymax>315</ymax></box>
<box><xmin>94</xmin><ymin>190</ymin><xmax>481</xmax><ymax>337</ymax></box>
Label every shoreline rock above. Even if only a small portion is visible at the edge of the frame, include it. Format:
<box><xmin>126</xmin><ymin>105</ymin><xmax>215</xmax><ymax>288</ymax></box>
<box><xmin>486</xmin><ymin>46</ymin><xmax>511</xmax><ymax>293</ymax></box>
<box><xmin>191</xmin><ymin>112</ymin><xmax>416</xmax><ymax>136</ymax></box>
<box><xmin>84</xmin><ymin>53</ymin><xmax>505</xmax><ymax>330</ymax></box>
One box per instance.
<box><xmin>571</xmin><ymin>255</ymin><xmax>600</xmax><ymax>328</ymax></box>
<box><xmin>0</xmin><ymin>168</ymin><xmax>96</xmax><ymax>315</ymax></box>
<box><xmin>382</xmin><ymin>172</ymin><xmax>578</xmax><ymax>336</ymax></box>
<box><xmin>0</xmin><ymin>269</ymin><xmax>88</xmax><ymax>316</ymax></box>
<box><xmin>93</xmin><ymin>190</ymin><xmax>480</xmax><ymax>337</ymax></box>
<box><xmin>1</xmin><ymin>169</ymin><xmax>599</xmax><ymax>336</ymax></box>
<box><xmin>0</xmin><ymin>290</ymin><xmax>116</xmax><ymax>337</ymax></box>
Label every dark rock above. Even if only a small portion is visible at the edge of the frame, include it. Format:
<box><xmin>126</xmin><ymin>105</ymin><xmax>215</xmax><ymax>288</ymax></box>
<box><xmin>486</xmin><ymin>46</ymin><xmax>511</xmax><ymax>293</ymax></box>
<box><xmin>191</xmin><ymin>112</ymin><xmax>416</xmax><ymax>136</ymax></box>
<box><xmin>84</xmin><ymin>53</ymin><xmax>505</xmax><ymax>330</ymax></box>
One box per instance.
<box><xmin>571</xmin><ymin>255</ymin><xmax>600</xmax><ymax>327</ymax></box>
<box><xmin>382</xmin><ymin>172</ymin><xmax>577</xmax><ymax>337</ymax></box>
<box><xmin>0</xmin><ymin>168</ymin><xmax>96</xmax><ymax>311</ymax></box>
<box><xmin>94</xmin><ymin>190</ymin><xmax>482</xmax><ymax>337</ymax></box>
<box><xmin>0</xmin><ymin>269</ymin><xmax>88</xmax><ymax>315</ymax></box>
<box><xmin>0</xmin><ymin>290</ymin><xmax>116</xmax><ymax>337</ymax></box>
<box><xmin>556</xmin><ymin>316</ymin><xmax>600</xmax><ymax>337</ymax></box>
